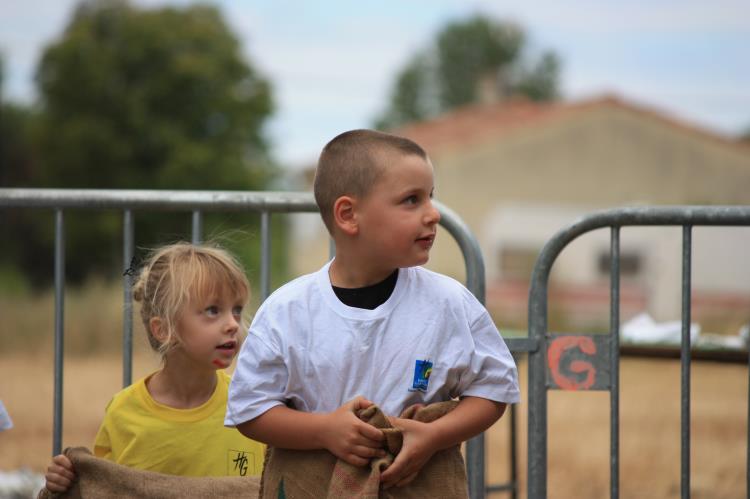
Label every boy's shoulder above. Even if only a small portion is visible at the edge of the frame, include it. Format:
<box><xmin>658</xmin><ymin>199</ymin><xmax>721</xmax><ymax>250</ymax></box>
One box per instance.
<box><xmin>258</xmin><ymin>268</ymin><xmax>321</xmax><ymax>307</ymax></box>
<box><xmin>407</xmin><ymin>265</ymin><xmax>474</xmax><ymax>298</ymax></box>
<box><xmin>405</xmin><ymin>266</ymin><xmax>487</xmax><ymax>320</ymax></box>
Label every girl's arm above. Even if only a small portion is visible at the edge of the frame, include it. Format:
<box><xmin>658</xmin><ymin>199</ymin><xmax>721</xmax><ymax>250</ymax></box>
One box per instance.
<box><xmin>380</xmin><ymin>396</ymin><xmax>506</xmax><ymax>488</ymax></box>
<box><xmin>236</xmin><ymin>396</ymin><xmax>386</xmax><ymax>467</ymax></box>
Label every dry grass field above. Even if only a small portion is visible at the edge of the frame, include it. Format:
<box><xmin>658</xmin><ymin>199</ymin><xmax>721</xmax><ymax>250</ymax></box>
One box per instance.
<box><xmin>0</xmin><ymin>350</ymin><xmax>745</xmax><ymax>499</ymax></box>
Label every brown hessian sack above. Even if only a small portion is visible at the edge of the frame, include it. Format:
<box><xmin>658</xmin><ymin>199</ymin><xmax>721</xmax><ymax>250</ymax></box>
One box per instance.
<box><xmin>259</xmin><ymin>400</ymin><xmax>469</xmax><ymax>499</ymax></box>
<box><xmin>37</xmin><ymin>447</ymin><xmax>260</xmax><ymax>499</ymax></box>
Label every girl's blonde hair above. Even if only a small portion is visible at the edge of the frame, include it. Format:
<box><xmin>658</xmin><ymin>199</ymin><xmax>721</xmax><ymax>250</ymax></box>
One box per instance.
<box><xmin>132</xmin><ymin>242</ymin><xmax>250</xmax><ymax>356</ymax></box>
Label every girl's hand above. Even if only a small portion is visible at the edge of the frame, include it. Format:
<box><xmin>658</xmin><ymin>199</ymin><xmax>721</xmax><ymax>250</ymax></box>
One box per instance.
<box><xmin>320</xmin><ymin>396</ymin><xmax>386</xmax><ymax>467</ymax></box>
<box><xmin>45</xmin><ymin>454</ymin><xmax>76</xmax><ymax>493</ymax></box>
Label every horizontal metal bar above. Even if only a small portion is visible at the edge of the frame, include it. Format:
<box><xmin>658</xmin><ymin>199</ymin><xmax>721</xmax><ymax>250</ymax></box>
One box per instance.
<box><xmin>505</xmin><ymin>337</ymin><xmax>539</xmax><ymax>353</ymax></box>
<box><xmin>0</xmin><ymin>188</ymin><xmax>319</xmax><ymax>212</ymax></box>
<box><xmin>487</xmin><ymin>482</ymin><xmax>516</xmax><ymax>492</ymax></box>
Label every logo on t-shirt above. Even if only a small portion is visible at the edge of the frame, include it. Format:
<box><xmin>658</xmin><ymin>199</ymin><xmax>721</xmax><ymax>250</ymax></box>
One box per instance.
<box><xmin>228</xmin><ymin>449</ymin><xmax>255</xmax><ymax>476</ymax></box>
<box><xmin>409</xmin><ymin>359</ymin><xmax>433</xmax><ymax>392</ymax></box>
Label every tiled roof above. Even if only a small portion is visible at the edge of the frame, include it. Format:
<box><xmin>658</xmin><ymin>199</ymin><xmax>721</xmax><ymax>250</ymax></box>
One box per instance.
<box><xmin>392</xmin><ymin>94</ymin><xmax>749</xmax><ymax>155</ymax></box>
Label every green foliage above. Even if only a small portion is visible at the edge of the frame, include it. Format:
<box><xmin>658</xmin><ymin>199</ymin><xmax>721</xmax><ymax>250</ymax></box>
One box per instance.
<box><xmin>0</xmin><ymin>265</ymin><xmax>31</xmax><ymax>295</ymax></box>
<box><xmin>2</xmin><ymin>0</ymin><xmax>281</xmax><ymax>286</ymax></box>
<box><xmin>435</xmin><ymin>15</ymin><xmax>524</xmax><ymax>109</ymax></box>
<box><xmin>374</xmin><ymin>14</ymin><xmax>561</xmax><ymax>130</ymax></box>
<box><xmin>512</xmin><ymin>51</ymin><xmax>560</xmax><ymax>102</ymax></box>
<box><xmin>34</xmin><ymin>0</ymin><xmax>274</xmax><ymax>190</ymax></box>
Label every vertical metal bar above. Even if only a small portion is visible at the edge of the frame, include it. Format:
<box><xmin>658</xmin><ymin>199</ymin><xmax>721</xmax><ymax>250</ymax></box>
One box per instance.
<box><xmin>427</xmin><ymin>201</ymin><xmax>489</xmax><ymax>498</ymax></box>
<box><xmin>610</xmin><ymin>227</ymin><xmax>621</xmax><ymax>499</ymax></box>
<box><xmin>260</xmin><ymin>211</ymin><xmax>271</xmax><ymax>301</ymax></box>
<box><xmin>52</xmin><ymin>209</ymin><xmax>65</xmax><ymax>456</ymax></box>
<box><xmin>509</xmin><ymin>390</ymin><xmax>518</xmax><ymax>499</ymax></box>
<box><xmin>528</xmin><ymin>272</ymin><xmax>549</xmax><ymax>499</ymax></box>
<box><xmin>122</xmin><ymin>210</ymin><xmax>134</xmax><ymax>388</ymax></box>
<box><xmin>681</xmin><ymin>225</ymin><xmax>692</xmax><ymax>499</ymax></box>
<box><xmin>192</xmin><ymin>210</ymin><xmax>202</xmax><ymax>244</ymax></box>
<box><xmin>466</xmin><ymin>435</ymin><xmax>484</xmax><ymax>499</ymax></box>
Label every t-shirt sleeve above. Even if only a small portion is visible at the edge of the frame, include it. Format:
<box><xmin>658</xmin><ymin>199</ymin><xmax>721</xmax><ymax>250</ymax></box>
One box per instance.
<box><xmin>456</xmin><ymin>305</ymin><xmax>521</xmax><ymax>404</ymax></box>
<box><xmin>224</xmin><ymin>314</ymin><xmax>288</xmax><ymax>427</ymax></box>
<box><xmin>92</xmin><ymin>401</ymin><xmax>113</xmax><ymax>459</ymax></box>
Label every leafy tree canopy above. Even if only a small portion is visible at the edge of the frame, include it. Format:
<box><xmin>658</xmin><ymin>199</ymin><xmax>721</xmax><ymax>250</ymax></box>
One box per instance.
<box><xmin>2</xmin><ymin>0</ymin><xmax>280</xmax><ymax>286</ymax></box>
<box><xmin>34</xmin><ymin>0</ymin><xmax>274</xmax><ymax>190</ymax></box>
<box><xmin>374</xmin><ymin>14</ymin><xmax>560</xmax><ymax>130</ymax></box>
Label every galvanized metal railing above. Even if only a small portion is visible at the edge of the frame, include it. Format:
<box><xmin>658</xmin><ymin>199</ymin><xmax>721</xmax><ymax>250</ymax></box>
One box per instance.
<box><xmin>525</xmin><ymin>205</ymin><xmax>750</xmax><ymax>499</ymax></box>
<box><xmin>0</xmin><ymin>188</ymin><xmax>512</xmax><ymax>499</ymax></box>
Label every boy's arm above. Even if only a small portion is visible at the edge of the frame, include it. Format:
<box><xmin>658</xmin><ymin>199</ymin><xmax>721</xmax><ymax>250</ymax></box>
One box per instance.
<box><xmin>380</xmin><ymin>396</ymin><xmax>506</xmax><ymax>488</ymax></box>
<box><xmin>236</xmin><ymin>396</ymin><xmax>386</xmax><ymax>467</ymax></box>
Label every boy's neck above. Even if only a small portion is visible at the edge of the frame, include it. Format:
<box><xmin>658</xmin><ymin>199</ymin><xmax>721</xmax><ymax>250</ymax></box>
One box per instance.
<box><xmin>329</xmin><ymin>254</ymin><xmax>397</xmax><ymax>288</ymax></box>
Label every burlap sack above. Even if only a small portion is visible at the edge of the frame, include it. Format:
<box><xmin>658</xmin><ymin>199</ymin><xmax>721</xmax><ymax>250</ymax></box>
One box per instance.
<box><xmin>37</xmin><ymin>446</ymin><xmax>260</xmax><ymax>499</ymax></box>
<box><xmin>259</xmin><ymin>400</ymin><xmax>469</xmax><ymax>499</ymax></box>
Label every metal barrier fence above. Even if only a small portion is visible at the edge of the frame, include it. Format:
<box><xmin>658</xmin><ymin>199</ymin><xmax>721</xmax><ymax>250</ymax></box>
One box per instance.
<box><xmin>524</xmin><ymin>206</ymin><xmax>750</xmax><ymax>499</ymax></box>
<box><xmin>0</xmin><ymin>188</ymin><xmax>516</xmax><ymax>499</ymax></box>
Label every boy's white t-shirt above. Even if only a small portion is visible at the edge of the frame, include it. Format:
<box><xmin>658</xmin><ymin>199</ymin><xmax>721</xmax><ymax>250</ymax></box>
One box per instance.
<box><xmin>225</xmin><ymin>261</ymin><xmax>519</xmax><ymax>425</ymax></box>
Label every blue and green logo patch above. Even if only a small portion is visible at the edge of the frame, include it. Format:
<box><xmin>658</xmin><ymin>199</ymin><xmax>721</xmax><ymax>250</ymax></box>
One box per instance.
<box><xmin>410</xmin><ymin>359</ymin><xmax>433</xmax><ymax>392</ymax></box>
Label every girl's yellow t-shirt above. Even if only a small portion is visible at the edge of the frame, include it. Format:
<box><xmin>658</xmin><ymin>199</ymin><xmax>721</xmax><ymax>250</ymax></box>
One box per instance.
<box><xmin>93</xmin><ymin>370</ymin><xmax>264</xmax><ymax>477</ymax></box>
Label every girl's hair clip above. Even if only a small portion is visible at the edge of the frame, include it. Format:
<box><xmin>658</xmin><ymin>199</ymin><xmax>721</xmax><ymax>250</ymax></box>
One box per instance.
<box><xmin>123</xmin><ymin>255</ymin><xmax>139</xmax><ymax>277</ymax></box>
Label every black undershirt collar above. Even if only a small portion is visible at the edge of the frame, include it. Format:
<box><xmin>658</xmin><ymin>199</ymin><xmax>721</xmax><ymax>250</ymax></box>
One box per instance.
<box><xmin>331</xmin><ymin>269</ymin><xmax>398</xmax><ymax>310</ymax></box>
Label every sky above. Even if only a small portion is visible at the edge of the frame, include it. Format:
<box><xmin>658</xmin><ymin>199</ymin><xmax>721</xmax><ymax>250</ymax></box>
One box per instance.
<box><xmin>2</xmin><ymin>0</ymin><xmax>749</xmax><ymax>169</ymax></box>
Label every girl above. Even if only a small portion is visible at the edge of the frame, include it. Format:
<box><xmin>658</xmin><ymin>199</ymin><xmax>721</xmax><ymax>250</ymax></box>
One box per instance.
<box><xmin>44</xmin><ymin>242</ymin><xmax>265</xmax><ymax>493</ymax></box>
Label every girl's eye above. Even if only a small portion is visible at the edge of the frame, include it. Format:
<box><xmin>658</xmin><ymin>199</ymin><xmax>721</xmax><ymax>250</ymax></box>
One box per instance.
<box><xmin>205</xmin><ymin>306</ymin><xmax>219</xmax><ymax>316</ymax></box>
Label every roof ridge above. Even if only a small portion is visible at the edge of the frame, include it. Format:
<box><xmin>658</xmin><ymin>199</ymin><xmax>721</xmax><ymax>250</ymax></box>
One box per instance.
<box><xmin>393</xmin><ymin>94</ymin><xmax>750</xmax><ymax>155</ymax></box>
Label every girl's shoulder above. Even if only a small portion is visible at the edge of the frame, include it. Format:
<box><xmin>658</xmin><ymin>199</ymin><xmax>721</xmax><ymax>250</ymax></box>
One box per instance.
<box><xmin>103</xmin><ymin>374</ymin><xmax>151</xmax><ymax>414</ymax></box>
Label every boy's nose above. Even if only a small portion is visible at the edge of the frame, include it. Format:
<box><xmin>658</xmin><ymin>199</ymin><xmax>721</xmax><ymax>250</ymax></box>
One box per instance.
<box><xmin>424</xmin><ymin>201</ymin><xmax>441</xmax><ymax>225</ymax></box>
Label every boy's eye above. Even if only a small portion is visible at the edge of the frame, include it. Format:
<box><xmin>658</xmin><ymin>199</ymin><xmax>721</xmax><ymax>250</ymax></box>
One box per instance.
<box><xmin>232</xmin><ymin>306</ymin><xmax>243</xmax><ymax>318</ymax></box>
<box><xmin>403</xmin><ymin>195</ymin><xmax>418</xmax><ymax>205</ymax></box>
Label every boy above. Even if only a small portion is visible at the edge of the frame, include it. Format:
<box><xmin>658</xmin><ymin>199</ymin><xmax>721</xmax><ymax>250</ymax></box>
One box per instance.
<box><xmin>225</xmin><ymin>129</ymin><xmax>519</xmax><ymax>489</ymax></box>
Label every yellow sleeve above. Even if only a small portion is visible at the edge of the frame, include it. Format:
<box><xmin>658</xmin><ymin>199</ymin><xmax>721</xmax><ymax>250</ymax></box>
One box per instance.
<box><xmin>92</xmin><ymin>399</ymin><xmax>114</xmax><ymax>459</ymax></box>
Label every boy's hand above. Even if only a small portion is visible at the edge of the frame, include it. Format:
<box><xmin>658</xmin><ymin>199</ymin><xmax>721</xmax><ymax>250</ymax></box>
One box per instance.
<box><xmin>321</xmin><ymin>396</ymin><xmax>386</xmax><ymax>467</ymax></box>
<box><xmin>380</xmin><ymin>417</ymin><xmax>439</xmax><ymax>488</ymax></box>
<box><xmin>45</xmin><ymin>453</ymin><xmax>76</xmax><ymax>493</ymax></box>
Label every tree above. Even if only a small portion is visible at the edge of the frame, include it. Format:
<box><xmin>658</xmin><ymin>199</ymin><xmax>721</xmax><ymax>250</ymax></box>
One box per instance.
<box><xmin>20</xmin><ymin>0</ymin><xmax>279</xmax><ymax>285</ymax></box>
<box><xmin>0</xmin><ymin>55</ymin><xmax>50</xmax><ymax>293</ymax></box>
<box><xmin>374</xmin><ymin>15</ymin><xmax>560</xmax><ymax>130</ymax></box>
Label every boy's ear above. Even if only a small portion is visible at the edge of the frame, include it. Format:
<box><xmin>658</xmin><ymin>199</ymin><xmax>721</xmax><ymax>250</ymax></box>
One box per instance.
<box><xmin>333</xmin><ymin>196</ymin><xmax>359</xmax><ymax>236</ymax></box>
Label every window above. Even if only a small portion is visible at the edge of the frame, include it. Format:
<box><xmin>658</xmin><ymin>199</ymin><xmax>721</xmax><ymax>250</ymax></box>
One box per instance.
<box><xmin>597</xmin><ymin>250</ymin><xmax>642</xmax><ymax>278</ymax></box>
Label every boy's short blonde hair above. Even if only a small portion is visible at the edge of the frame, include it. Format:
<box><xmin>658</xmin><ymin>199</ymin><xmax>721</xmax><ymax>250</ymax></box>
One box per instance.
<box><xmin>132</xmin><ymin>242</ymin><xmax>250</xmax><ymax>356</ymax></box>
<box><xmin>314</xmin><ymin>129</ymin><xmax>427</xmax><ymax>233</ymax></box>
